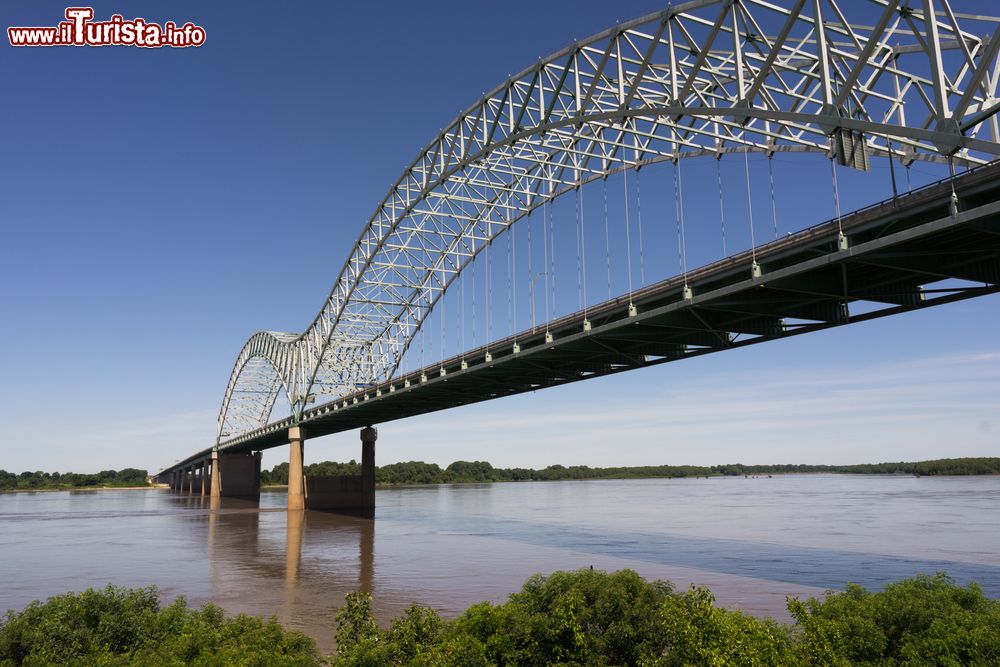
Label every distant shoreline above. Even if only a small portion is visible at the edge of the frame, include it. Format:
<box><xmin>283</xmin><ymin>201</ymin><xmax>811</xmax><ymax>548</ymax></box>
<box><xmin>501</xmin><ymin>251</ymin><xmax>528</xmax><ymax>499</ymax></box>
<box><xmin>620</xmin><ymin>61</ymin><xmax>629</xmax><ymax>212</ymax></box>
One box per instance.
<box><xmin>257</xmin><ymin>468</ymin><xmax>999</xmax><ymax>491</ymax></box>
<box><xmin>0</xmin><ymin>467</ymin><xmax>151</xmax><ymax>494</ymax></box>
<box><xmin>258</xmin><ymin>456</ymin><xmax>1000</xmax><ymax>486</ymax></box>
<box><xmin>3</xmin><ymin>471</ymin><xmax>998</xmax><ymax>494</ymax></box>
<box><xmin>0</xmin><ymin>485</ymin><xmax>158</xmax><ymax>494</ymax></box>
<box><xmin>4</xmin><ymin>457</ymin><xmax>998</xmax><ymax>493</ymax></box>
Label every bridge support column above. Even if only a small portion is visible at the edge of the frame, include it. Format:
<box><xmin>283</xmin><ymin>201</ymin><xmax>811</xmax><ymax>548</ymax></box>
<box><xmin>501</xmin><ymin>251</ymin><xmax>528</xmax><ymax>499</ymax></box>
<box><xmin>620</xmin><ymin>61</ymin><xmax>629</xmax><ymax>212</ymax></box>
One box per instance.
<box><xmin>302</xmin><ymin>426</ymin><xmax>376</xmax><ymax>516</ymax></box>
<box><xmin>210</xmin><ymin>450</ymin><xmax>221</xmax><ymax>500</ymax></box>
<box><xmin>200</xmin><ymin>460</ymin><xmax>208</xmax><ymax>497</ymax></box>
<box><xmin>288</xmin><ymin>426</ymin><xmax>306</xmax><ymax>511</ymax></box>
<box><xmin>186</xmin><ymin>466</ymin><xmax>194</xmax><ymax>495</ymax></box>
<box><xmin>361</xmin><ymin>426</ymin><xmax>376</xmax><ymax>509</ymax></box>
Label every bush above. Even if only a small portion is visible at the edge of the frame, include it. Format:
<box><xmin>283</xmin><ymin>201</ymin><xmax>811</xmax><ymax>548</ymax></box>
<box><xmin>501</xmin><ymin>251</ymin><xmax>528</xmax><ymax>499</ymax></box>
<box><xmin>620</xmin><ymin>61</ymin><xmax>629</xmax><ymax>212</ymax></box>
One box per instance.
<box><xmin>4</xmin><ymin>572</ymin><xmax>997</xmax><ymax>665</ymax></box>
<box><xmin>659</xmin><ymin>586</ymin><xmax>792</xmax><ymax>666</ymax></box>
<box><xmin>333</xmin><ymin>570</ymin><xmax>1000</xmax><ymax>666</ymax></box>
<box><xmin>789</xmin><ymin>573</ymin><xmax>1000</xmax><ymax>665</ymax></box>
<box><xmin>333</xmin><ymin>568</ymin><xmax>792</xmax><ymax>666</ymax></box>
<box><xmin>0</xmin><ymin>585</ymin><xmax>320</xmax><ymax>666</ymax></box>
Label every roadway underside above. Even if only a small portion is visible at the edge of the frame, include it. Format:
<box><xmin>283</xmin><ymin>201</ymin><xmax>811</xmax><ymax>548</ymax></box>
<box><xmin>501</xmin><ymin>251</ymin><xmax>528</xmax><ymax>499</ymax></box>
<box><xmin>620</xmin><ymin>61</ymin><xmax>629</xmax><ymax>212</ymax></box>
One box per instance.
<box><xmin>164</xmin><ymin>161</ymin><xmax>1000</xmax><ymax>473</ymax></box>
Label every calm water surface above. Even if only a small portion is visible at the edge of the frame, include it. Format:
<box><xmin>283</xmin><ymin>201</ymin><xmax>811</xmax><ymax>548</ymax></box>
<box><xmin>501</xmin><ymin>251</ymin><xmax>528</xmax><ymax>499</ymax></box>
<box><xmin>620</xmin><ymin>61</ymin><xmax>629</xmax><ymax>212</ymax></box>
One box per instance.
<box><xmin>1</xmin><ymin>475</ymin><xmax>998</xmax><ymax>653</ymax></box>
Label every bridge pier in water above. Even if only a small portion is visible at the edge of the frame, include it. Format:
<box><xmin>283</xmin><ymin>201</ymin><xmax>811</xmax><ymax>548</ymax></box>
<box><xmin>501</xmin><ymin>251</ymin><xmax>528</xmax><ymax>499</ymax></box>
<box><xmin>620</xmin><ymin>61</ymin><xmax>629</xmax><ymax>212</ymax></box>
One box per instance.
<box><xmin>208</xmin><ymin>452</ymin><xmax>261</xmax><ymax>501</ymax></box>
<box><xmin>288</xmin><ymin>427</ymin><xmax>305</xmax><ymax>511</ymax></box>
<box><xmin>189</xmin><ymin>465</ymin><xmax>204</xmax><ymax>495</ymax></box>
<box><xmin>210</xmin><ymin>450</ymin><xmax>221</xmax><ymax>499</ymax></box>
<box><xmin>287</xmin><ymin>426</ymin><xmax>376</xmax><ymax>515</ymax></box>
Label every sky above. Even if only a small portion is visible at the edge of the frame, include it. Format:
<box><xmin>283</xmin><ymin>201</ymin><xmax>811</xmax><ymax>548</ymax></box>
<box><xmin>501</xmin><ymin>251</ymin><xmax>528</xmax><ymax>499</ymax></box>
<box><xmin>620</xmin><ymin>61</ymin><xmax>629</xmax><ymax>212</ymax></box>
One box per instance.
<box><xmin>1</xmin><ymin>1</ymin><xmax>998</xmax><ymax>474</ymax></box>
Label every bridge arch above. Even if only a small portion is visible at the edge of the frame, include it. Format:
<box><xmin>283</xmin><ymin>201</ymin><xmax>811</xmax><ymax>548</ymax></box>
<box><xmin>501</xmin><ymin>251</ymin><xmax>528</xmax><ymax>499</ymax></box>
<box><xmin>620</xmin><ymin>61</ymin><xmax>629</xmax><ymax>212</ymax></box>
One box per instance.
<box><xmin>217</xmin><ymin>0</ymin><xmax>1000</xmax><ymax>442</ymax></box>
<box><xmin>217</xmin><ymin>332</ymin><xmax>293</xmax><ymax>439</ymax></box>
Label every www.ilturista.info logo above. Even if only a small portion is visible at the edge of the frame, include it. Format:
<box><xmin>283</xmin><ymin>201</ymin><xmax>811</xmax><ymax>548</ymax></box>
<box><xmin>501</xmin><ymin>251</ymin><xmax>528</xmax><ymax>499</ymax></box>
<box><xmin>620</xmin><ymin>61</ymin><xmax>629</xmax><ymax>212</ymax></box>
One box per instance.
<box><xmin>8</xmin><ymin>7</ymin><xmax>206</xmax><ymax>48</ymax></box>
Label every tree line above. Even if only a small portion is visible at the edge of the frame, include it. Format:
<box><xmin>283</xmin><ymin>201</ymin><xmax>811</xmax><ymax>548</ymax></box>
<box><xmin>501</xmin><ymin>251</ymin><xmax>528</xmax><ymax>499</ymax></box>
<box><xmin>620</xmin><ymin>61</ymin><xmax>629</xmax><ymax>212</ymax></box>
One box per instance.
<box><xmin>714</xmin><ymin>457</ymin><xmax>1000</xmax><ymax>476</ymax></box>
<box><xmin>4</xmin><ymin>457</ymin><xmax>995</xmax><ymax>492</ymax></box>
<box><xmin>0</xmin><ymin>468</ymin><xmax>149</xmax><ymax>491</ymax></box>
<box><xmin>259</xmin><ymin>456</ymin><xmax>1000</xmax><ymax>486</ymax></box>
<box><xmin>3</xmin><ymin>570</ymin><xmax>997</xmax><ymax>664</ymax></box>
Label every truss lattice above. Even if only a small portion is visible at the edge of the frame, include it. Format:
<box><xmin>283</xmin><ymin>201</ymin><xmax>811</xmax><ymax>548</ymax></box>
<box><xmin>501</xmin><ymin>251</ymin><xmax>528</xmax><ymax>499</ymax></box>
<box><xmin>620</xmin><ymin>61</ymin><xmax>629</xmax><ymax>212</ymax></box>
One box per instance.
<box><xmin>217</xmin><ymin>0</ymin><xmax>1000</xmax><ymax>441</ymax></box>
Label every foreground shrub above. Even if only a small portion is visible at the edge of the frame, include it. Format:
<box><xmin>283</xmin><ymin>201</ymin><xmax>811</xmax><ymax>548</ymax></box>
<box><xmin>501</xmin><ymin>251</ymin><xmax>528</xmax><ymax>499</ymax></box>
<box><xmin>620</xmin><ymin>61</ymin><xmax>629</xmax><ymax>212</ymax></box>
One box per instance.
<box><xmin>334</xmin><ymin>568</ymin><xmax>792</xmax><ymax>666</ymax></box>
<box><xmin>789</xmin><ymin>573</ymin><xmax>1000</xmax><ymax>665</ymax></box>
<box><xmin>0</xmin><ymin>585</ymin><xmax>319</xmax><ymax>666</ymax></box>
<box><xmin>335</xmin><ymin>570</ymin><xmax>1000</xmax><ymax>666</ymax></box>
<box><xmin>3</xmin><ymin>571</ymin><xmax>997</xmax><ymax>665</ymax></box>
<box><xmin>658</xmin><ymin>586</ymin><xmax>792</xmax><ymax>666</ymax></box>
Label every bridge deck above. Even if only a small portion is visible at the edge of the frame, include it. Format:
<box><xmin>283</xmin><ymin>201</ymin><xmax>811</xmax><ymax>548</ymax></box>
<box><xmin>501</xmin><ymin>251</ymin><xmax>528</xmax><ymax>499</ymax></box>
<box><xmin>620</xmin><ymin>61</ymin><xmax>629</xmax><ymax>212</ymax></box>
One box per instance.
<box><xmin>161</xmin><ymin>161</ymin><xmax>1000</xmax><ymax>474</ymax></box>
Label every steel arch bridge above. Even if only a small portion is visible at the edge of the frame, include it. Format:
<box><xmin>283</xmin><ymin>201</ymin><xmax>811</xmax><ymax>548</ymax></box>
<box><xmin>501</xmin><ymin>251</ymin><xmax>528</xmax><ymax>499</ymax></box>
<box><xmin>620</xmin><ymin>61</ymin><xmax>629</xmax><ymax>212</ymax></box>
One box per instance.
<box><xmin>217</xmin><ymin>0</ymin><xmax>1000</xmax><ymax>444</ymax></box>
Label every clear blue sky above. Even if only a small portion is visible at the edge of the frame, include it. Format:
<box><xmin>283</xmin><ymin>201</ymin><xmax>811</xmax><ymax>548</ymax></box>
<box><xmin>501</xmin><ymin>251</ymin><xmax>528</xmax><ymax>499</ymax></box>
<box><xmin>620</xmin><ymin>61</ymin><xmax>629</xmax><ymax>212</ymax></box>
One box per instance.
<box><xmin>1</xmin><ymin>1</ymin><xmax>998</xmax><ymax>474</ymax></box>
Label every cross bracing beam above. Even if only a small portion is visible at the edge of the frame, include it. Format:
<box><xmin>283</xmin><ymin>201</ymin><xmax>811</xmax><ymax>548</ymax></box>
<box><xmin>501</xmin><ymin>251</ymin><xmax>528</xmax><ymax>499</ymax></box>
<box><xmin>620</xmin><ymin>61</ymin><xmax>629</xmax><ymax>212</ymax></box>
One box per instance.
<box><xmin>216</xmin><ymin>0</ymin><xmax>1000</xmax><ymax>443</ymax></box>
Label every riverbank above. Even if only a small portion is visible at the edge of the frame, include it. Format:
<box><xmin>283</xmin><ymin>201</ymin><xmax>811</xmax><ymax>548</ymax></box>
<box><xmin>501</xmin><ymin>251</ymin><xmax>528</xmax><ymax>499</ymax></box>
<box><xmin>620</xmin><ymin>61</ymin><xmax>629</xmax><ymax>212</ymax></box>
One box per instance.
<box><xmin>0</xmin><ymin>484</ymin><xmax>155</xmax><ymax>494</ymax></box>
<box><xmin>0</xmin><ymin>467</ymin><xmax>150</xmax><ymax>493</ymax></box>
<box><xmin>260</xmin><ymin>456</ymin><xmax>1000</xmax><ymax>486</ymax></box>
<box><xmin>5</xmin><ymin>456</ymin><xmax>997</xmax><ymax>493</ymax></box>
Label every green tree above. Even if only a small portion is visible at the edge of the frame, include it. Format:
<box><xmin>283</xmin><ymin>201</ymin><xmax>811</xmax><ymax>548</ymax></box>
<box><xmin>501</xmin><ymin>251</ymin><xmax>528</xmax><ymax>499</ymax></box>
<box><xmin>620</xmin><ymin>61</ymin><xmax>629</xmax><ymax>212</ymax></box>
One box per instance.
<box><xmin>445</xmin><ymin>461</ymin><xmax>496</xmax><ymax>482</ymax></box>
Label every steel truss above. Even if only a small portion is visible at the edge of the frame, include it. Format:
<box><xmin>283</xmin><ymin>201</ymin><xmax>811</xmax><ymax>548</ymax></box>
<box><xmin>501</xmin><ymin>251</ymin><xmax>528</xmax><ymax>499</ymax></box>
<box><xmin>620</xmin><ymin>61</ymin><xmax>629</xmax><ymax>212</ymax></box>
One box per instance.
<box><xmin>217</xmin><ymin>0</ymin><xmax>1000</xmax><ymax>441</ymax></box>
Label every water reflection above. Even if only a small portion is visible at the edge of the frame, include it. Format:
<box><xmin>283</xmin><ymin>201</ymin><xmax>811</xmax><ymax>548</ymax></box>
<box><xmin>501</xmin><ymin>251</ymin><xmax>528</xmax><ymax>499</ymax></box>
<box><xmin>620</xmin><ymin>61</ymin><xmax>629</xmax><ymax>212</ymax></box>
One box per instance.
<box><xmin>286</xmin><ymin>509</ymin><xmax>302</xmax><ymax>585</ymax></box>
<box><xmin>198</xmin><ymin>498</ymin><xmax>376</xmax><ymax>649</ymax></box>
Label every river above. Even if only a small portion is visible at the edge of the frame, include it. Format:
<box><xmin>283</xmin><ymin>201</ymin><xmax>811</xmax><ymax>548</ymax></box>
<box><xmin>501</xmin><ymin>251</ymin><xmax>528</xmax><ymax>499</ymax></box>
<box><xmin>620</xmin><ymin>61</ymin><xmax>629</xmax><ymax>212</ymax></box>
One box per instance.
<box><xmin>1</xmin><ymin>475</ymin><xmax>998</xmax><ymax>653</ymax></box>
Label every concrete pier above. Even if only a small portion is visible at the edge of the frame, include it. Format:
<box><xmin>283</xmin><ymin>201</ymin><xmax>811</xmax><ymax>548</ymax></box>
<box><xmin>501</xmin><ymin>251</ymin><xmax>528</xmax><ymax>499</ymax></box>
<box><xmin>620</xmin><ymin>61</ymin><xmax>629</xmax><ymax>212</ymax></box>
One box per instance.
<box><xmin>213</xmin><ymin>451</ymin><xmax>261</xmax><ymax>501</ymax></box>
<box><xmin>190</xmin><ymin>466</ymin><xmax>205</xmax><ymax>495</ymax></box>
<box><xmin>361</xmin><ymin>426</ymin><xmax>375</xmax><ymax>507</ymax></box>
<box><xmin>288</xmin><ymin>427</ymin><xmax>306</xmax><ymax>511</ymax></box>
<box><xmin>210</xmin><ymin>450</ymin><xmax>221</xmax><ymax>498</ymax></box>
<box><xmin>303</xmin><ymin>426</ymin><xmax>376</xmax><ymax>515</ymax></box>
